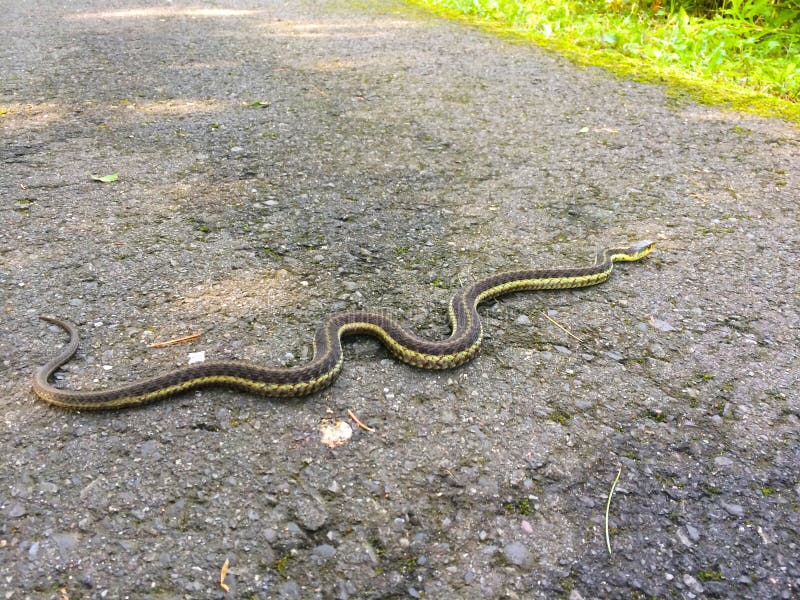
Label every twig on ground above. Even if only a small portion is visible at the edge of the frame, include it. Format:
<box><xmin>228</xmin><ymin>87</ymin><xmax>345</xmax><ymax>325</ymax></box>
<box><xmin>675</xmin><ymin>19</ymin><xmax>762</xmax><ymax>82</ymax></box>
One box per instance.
<box><xmin>347</xmin><ymin>409</ymin><xmax>375</xmax><ymax>432</ymax></box>
<box><xmin>149</xmin><ymin>332</ymin><xmax>202</xmax><ymax>348</ymax></box>
<box><xmin>541</xmin><ymin>311</ymin><xmax>584</xmax><ymax>343</ymax></box>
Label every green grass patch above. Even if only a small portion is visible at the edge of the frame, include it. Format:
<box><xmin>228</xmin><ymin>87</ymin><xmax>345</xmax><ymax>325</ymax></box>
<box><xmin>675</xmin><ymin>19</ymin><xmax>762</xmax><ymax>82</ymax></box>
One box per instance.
<box><xmin>547</xmin><ymin>407</ymin><xmax>573</xmax><ymax>424</ymax></box>
<box><xmin>697</xmin><ymin>568</ymin><xmax>724</xmax><ymax>581</ymax></box>
<box><xmin>410</xmin><ymin>0</ymin><xmax>799</xmax><ymax>124</ymax></box>
<box><xmin>503</xmin><ymin>497</ymin><xmax>533</xmax><ymax>515</ymax></box>
<box><xmin>274</xmin><ymin>554</ymin><xmax>291</xmax><ymax>578</ymax></box>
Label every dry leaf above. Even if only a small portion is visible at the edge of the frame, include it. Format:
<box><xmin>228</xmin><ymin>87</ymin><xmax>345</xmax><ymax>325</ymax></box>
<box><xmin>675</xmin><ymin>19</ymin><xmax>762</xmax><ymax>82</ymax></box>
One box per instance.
<box><xmin>90</xmin><ymin>172</ymin><xmax>119</xmax><ymax>182</ymax></box>
<box><xmin>220</xmin><ymin>558</ymin><xmax>230</xmax><ymax>592</ymax></box>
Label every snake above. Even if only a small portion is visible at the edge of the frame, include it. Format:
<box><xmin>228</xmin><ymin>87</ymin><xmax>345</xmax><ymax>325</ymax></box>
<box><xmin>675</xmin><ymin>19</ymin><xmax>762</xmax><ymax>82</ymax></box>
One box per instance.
<box><xmin>33</xmin><ymin>240</ymin><xmax>655</xmax><ymax>410</ymax></box>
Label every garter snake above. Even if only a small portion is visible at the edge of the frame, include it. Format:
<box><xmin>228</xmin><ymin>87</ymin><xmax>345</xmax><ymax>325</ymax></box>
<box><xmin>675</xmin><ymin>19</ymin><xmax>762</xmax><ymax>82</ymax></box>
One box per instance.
<box><xmin>33</xmin><ymin>240</ymin><xmax>655</xmax><ymax>410</ymax></box>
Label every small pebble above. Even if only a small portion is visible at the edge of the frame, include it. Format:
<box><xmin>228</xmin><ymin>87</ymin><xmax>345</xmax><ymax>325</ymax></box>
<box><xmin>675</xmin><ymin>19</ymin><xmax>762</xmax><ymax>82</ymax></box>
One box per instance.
<box><xmin>503</xmin><ymin>541</ymin><xmax>532</xmax><ymax>568</ymax></box>
<box><xmin>312</xmin><ymin>544</ymin><xmax>336</xmax><ymax>560</ymax></box>
<box><xmin>294</xmin><ymin>496</ymin><xmax>328</xmax><ymax>531</ymax></box>
<box><xmin>279</xmin><ymin>581</ymin><xmax>301</xmax><ymax>599</ymax></box>
<box><xmin>650</xmin><ymin>317</ymin><xmax>676</xmax><ymax>332</ymax></box>
<box><xmin>686</xmin><ymin>524</ymin><xmax>700</xmax><ymax>541</ymax></box>
<box><xmin>714</xmin><ymin>456</ymin><xmax>734</xmax><ymax>467</ymax></box>
<box><xmin>139</xmin><ymin>440</ymin><xmax>158</xmax><ymax>457</ymax></box>
<box><xmin>39</xmin><ymin>481</ymin><xmax>58</xmax><ymax>494</ymax></box>
<box><xmin>721</xmin><ymin>502</ymin><xmax>745</xmax><ymax>517</ymax></box>
<box><xmin>52</xmin><ymin>533</ymin><xmax>79</xmax><ymax>553</ymax></box>
<box><xmin>682</xmin><ymin>574</ymin><xmax>704</xmax><ymax>595</ymax></box>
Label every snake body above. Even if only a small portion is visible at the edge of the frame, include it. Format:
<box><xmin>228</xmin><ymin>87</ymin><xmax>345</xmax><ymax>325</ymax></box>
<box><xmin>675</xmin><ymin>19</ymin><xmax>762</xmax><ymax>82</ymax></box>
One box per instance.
<box><xmin>33</xmin><ymin>241</ymin><xmax>654</xmax><ymax>410</ymax></box>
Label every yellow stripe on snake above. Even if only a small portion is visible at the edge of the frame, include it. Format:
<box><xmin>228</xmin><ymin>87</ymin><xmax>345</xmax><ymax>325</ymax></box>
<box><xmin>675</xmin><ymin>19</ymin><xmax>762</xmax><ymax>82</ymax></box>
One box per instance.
<box><xmin>33</xmin><ymin>240</ymin><xmax>655</xmax><ymax>410</ymax></box>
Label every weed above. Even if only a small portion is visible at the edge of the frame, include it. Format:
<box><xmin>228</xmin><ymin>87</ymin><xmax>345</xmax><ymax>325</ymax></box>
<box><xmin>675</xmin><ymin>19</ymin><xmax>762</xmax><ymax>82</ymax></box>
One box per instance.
<box><xmin>697</xmin><ymin>569</ymin><xmax>723</xmax><ymax>581</ymax></box>
<box><xmin>274</xmin><ymin>554</ymin><xmax>291</xmax><ymax>578</ymax></box>
<box><xmin>504</xmin><ymin>498</ymin><xmax>533</xmax><ymax>515</ymax></box>
<box><xmin>547</xmin><ymin>408</ymin><xmax>573</xmax><ymax>424</ymax></box>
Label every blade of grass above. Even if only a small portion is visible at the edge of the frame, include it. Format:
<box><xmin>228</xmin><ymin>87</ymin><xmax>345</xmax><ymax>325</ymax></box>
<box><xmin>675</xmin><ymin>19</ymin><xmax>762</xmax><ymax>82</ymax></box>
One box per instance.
<box><xmin>605</xmin><ymin>466</ymin><xmax>622</xmax><ymax>555</ymax></box>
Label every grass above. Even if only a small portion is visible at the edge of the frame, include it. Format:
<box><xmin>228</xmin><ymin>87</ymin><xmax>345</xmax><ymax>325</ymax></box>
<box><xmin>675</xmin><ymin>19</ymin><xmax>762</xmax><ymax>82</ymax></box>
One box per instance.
<box><xmin>410</xmin><ymin>0</ymin><xmax>800</xmax><ymax>124</ymax></box>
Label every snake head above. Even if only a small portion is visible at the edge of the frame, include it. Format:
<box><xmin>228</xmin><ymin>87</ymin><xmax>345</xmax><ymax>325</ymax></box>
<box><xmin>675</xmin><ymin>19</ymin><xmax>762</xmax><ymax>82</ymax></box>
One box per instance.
<box><xmin>630</xmin><ymin>240</ymin><xmax>656</xmax><ymax>255</ymax></box>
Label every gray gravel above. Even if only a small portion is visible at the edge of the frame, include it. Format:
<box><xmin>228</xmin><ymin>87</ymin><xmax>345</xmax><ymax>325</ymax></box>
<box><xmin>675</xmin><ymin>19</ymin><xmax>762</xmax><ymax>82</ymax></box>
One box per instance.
<box><xmin>2</xmin><ymin>0</ymin><xmax>799</xmax><ymax>598</ymax></box>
